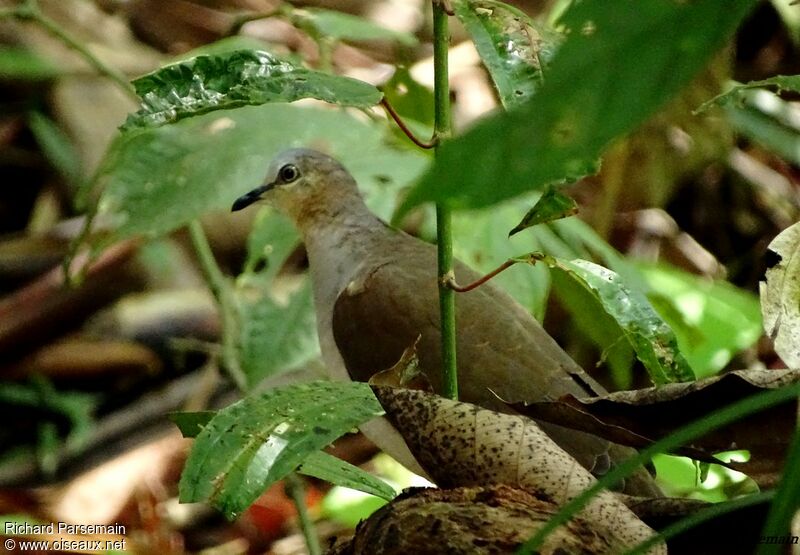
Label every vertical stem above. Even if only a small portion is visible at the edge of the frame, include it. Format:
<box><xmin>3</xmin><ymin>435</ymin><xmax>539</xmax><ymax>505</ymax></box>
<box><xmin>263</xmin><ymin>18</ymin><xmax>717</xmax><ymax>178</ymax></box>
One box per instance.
<box><xmin>187</xmin><ymin>221</ymin><xmax>248</xmax><ymax>392</ymax></box>
<box><xmin>285</xmin><ymin>474</ymin><xmax>322</xmax><ymax>555</ymax></box>
<box><xmin>432</xmin><ymin>1</ymin><xmax>458</xmax><ymax>400</ymax></box>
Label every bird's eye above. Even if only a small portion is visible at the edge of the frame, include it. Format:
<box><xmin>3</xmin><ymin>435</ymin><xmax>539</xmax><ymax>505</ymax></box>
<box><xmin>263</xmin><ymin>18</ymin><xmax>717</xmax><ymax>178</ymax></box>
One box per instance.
<box><xmin>279</xmin><ymin>164</ymin><xmax>299</xmax><ymax>183</ymax></box>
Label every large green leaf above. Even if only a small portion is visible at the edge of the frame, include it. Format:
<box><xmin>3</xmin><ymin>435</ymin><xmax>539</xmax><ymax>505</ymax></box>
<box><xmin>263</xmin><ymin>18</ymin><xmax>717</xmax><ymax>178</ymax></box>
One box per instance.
<box><xmin>452</xmin><ymin>0</ymin><xmax>561</xmax><ymax>108</ymax></box>
<box><xmin>179</xmin><ymin>381</ymin><xmax>384</xmax><ymax>518</ymax></box>
<box><xmin>397</xmin><ymin>0</ymin><xmax>756</xmax><ymax>214</ymax></box>
<box><xmin>123</xmin><ymin>49</ymin><xmax>382</xmax><ymax>130</ymax></box>
<box><xmin>94</xmin><ymin>103</ymin><xmax>428</xmax><ymax>248</ymax></box>
<box><xmin>522</xmin><ymin>254</ymin><xmax>695</xmax><ymax>384</ymax></box>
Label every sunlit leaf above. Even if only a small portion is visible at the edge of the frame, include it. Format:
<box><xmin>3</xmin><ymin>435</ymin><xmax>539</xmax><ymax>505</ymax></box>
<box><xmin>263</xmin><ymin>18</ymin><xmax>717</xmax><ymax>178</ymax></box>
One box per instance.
<box><xmin>179</xmin><ymin>381</ymin><xmax>384</xmax><ymax>518</ymax></box>
<box><xmin>641</xmin><ymin>263</ymin><xmax>761</xmax><ymax>378</ymax></box>
<box><xmin>508</xmin><ymin>186</ymin><xmax>577</xmax><ymax>236</ymax></box>
<box><xmin>397</xmin><ymin>0</ymin><xmax>757</xmax><ymax>214</ymax></box>
<box><xmin>452</xmin><ymin>0</ymin><xmax>561</xmax><ymax>108</ymax></box>
<box><xmin>123</xmin><ymin>49</ymin><xmax>382</xmax><ymax>130</ymax></box>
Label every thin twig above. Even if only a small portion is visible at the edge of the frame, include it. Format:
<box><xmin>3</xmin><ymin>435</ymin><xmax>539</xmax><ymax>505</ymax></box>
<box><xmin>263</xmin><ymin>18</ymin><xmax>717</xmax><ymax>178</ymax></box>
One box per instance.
<box><xmin>187</xmin><ymin>221</ymin><xmax>248</xmax><ymax>392</ymax></box>
<box><xmin>445</xmin><ymin>259</ymin><xmax>519</xmax><ymax>292</ymax></box>
<box><xmin>380</xmin><ymin>97</ymin><xmax>437</xmax><ymax>149</ymax></box>
<box><xmin>285</xmin><ymin>474</ymin><xmax>322</xmax><ymax>555</ymax></box>
<box><xmin>9</xmin><ymin>0</ymin><xmax>138</xmax><ymax>102</ymax></box>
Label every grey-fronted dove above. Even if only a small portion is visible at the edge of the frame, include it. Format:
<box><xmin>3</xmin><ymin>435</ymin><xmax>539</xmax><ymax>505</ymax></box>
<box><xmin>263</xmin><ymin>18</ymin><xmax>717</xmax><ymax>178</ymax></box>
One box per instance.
<box><xmin>232</xmin><ymin>148</ymin><xmax>661</xmax><ymax>497</ymax></box>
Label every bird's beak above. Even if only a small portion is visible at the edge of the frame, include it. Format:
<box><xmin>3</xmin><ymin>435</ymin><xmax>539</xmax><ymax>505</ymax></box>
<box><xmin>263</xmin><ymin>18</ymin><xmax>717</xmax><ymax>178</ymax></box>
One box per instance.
<box><xmin>231</xmin><ymin>181</ymin><xmax>276</xmax><ymax>212</ymax></box>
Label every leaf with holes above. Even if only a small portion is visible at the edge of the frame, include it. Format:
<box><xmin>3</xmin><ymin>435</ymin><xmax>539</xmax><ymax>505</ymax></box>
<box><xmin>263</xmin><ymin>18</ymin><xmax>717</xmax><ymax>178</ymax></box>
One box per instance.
<box><xmin>123</xmin><ymin>49</ymin><xmax>382</xmax><ymax>130</ymax></box>
<box><xmin>452</xmin><ymin>0</ymin><xmax>561</xmax><ymax>108</ymax></box>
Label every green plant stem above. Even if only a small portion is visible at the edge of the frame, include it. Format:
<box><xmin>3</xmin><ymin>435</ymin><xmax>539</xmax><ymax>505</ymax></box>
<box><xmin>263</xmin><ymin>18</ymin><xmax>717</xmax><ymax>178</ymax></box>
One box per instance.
<box><xmin>187</xmin><ymin>221</ymin><xmax>247</xmax><ymax>391</ymax></box>
<box><xmin>5</xmin><ymin>0</ymin><xmax>138</xmax><ymax>102</ymax></box>
<box><xmin>432</xmin><ymin>0</ymin><xmax>457</xmax><ymax>400</ymax></box>
<box><xmin>285</xmin><ymin>473</ymin><xmax>322</xmax><ymax>555</ymax></box>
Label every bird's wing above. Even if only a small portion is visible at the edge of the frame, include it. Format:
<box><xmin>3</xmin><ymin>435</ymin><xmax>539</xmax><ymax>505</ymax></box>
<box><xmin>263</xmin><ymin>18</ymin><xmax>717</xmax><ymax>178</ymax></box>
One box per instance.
<box><xmin>331</xmin><ymin>238</ymin><xmax>615</xmax><ymax>473</ymax></box>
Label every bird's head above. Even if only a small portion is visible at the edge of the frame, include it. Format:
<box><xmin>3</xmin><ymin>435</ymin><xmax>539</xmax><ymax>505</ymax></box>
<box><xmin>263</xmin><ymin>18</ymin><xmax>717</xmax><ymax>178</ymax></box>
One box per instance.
<box><xmin>231</xmin><ymin>148</ymin><xmax>360</xmax><ymax>229</ymax></box>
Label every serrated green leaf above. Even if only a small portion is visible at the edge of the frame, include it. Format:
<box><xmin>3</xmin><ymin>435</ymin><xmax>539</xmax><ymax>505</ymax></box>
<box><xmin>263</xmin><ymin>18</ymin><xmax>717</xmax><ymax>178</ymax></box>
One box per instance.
<box><xmin>298</xmin><ymin>451</ymin><xmax>396</xmax><ymax>501</ymax></box>
<box><xmin>695</xmin><ymin>75</ymin><xmax>800</xmax><ymax>113</ymax></box>
<box><xmin>94</xmin><ymin>103</ymin><xmax>428</xmax><ymax>247</ymax></box>
<box><xmin>397</xmin><ymin>0</ymin><xmax>757</xmax><ymax>214</ymax></box>
<box><xmin>123</xmin><ymin>49</ymin><xmax>382</xmax><ymax>130</ymax></box>
<box><xmin>291</xmin><ymin>8</ymin><xmax>417</xmax><ymax>46</ymax></box>
<box><xmin>760</xmin><ymin>221</ymin><xmax>800</xmax><ymax>368</ymax></box>
<box><xmin>452</xmin><ymin>0</ymin><xmax>561</xmax><ymax>108</ymax></box>
<box><xmin>179</xmin><ymin>381</ymin><xmax>384</xmax><ymax>518</ymax></box>
<box><xmin>508</xmin><ymin>186</ymin><xmax>577</xmax><ymax>236</ymax></box>
<box><xmin>524</xmin><ymin>254</ymin><xmax>694</xmax><ymax>384</ymax></box>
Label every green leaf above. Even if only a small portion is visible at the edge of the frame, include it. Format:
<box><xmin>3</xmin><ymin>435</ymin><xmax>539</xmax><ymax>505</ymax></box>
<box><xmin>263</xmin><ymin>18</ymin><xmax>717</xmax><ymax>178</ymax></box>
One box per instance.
<box><xmin>453</xmin><ymin>195</ymin><xmax>551</xmax><ymax>320</ymax></box>
<box><xmin>524</xmin><ymin>254</ymin><xmax>695</xmax><ymax>384</ymax></box>
<box><xmin>291</xmin><ymin>8</ymin><xmax>417</xmax><ymax>46</ymax></box>
<box><xmin>452</xmin><ymin>0</ymin><xmax>561</xmax><ymax>108</ymax></box>
<box><xmin>94</xmin><ymin>103</ymin><xmax>428</xmax><ymax>247</ymax></box>
<box><xmin>508</xmin><ymin>186</ymin><xmax>577</xmax><ymax>236</ymax></box>
<box><xmin>760</xmin><ymin>221</ymin><xmax>800</xmax><ymax>368</ymax></box>
<box><xmin>243</xmin><ymin>208</ymin><xmax>299</xmax><ymax>276</ymax></box>
<box><xmin>236</xmin><ymin>276</ymin><xmax>319</xmax><ymax>385</ymax></box>
<box><xmin>397</xmin><ymin>0</ymin><xmax>757</xmax><ymax>214</ymax></box>
<box><xmin>179</xmin><ymin>381</ymin><xmax>384</xmax><ymax>518</ymax></box>
<box><xmin>724</xmin><ymin>86</ymin><xmax>800</xmax><ymax>165</ymax></box>
<box><xmin>172</xmin><ymin>408</ymin><xmax>395</xmax><ymax>501</ymax></box>
<box><xmin>123</xmin><ymin>49</ymin><xmax>382</xmax><ymax>130</ymax></box>
<box><xmin>382</xmin><ymin>66</ymin><xmax>435</xmax><ymax>127</ymax></box>
<box><xmin>641</xmin><ymin>264</ymin><xmax>761</xmax><ymax>379</ymax></box>
<box><xmin>695</xmin><ymin>75</ymin><xmax>800</xmax><ymax>113</ymax></box>
<box><xmin>28</xmin><ymin>111</ymin><xmax>84</xmax><ymax>189</ymax></box>
<box><xmin>298</xmin><ymin>451</ymin><xmax>396</xmax><ymax>501</ymax></box>
<box><xmin>171</xmin><ymin>410</ymin><xmax>215</xmax><ymax>437</ymax></box>
<box><xmin>0</xmin><ymin>46</ymin><xmax>59</xmax><ymax>81</ymax></box>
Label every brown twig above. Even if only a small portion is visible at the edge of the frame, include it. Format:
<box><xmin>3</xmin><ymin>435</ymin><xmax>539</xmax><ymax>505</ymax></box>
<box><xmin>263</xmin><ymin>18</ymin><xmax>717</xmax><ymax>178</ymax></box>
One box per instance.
<box><xmin>445</xmin><ymin>259</ymin><xmax>519</xmax><ymax>293</ymax></box>
<box><xmin>380</xmin><ymin>97</ymin><xmax>438</xmax><ymax>149</ymax></box>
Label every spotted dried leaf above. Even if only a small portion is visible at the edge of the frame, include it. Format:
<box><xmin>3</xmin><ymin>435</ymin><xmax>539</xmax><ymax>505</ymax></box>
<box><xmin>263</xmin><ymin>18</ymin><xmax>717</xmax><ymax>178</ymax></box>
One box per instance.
<box><xmin>372</xmin><ymin>386</ymin><xmax>665</xmax><ymax>554</ymax></box>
